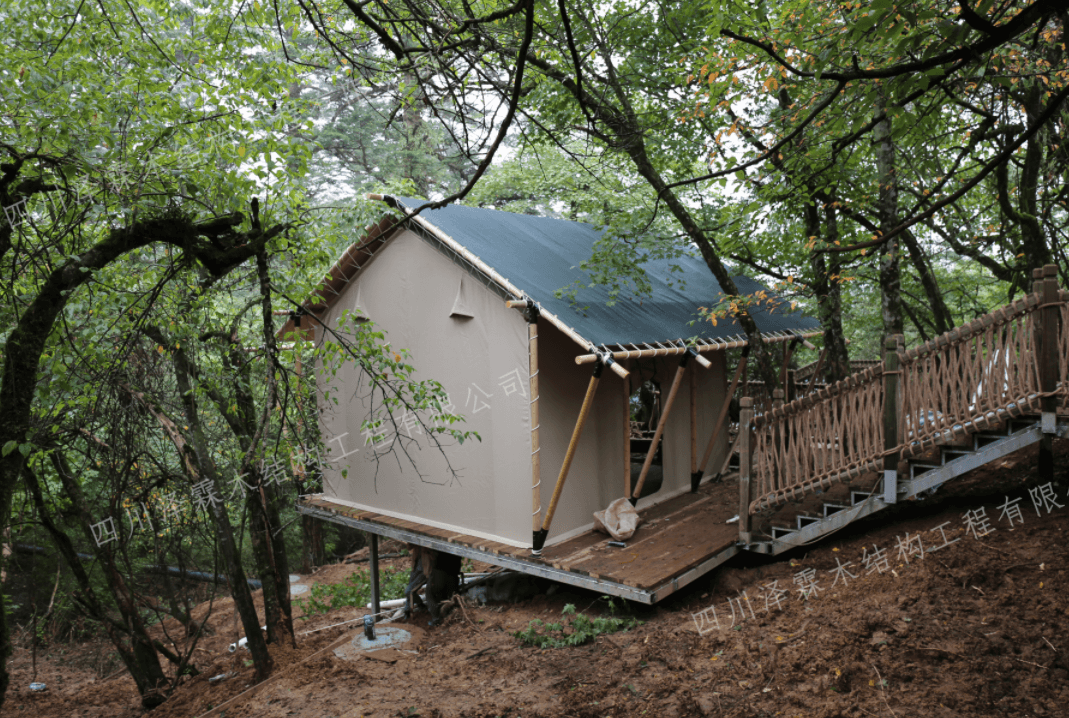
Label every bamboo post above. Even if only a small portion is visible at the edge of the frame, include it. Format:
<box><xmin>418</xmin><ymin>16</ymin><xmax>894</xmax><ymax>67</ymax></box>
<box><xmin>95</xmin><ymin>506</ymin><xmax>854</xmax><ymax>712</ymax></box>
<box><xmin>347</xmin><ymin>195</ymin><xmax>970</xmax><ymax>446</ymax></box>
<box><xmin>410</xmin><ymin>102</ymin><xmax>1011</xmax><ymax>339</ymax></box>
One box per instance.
<box><xmin>528</xmin><ymin>314</ymin><xmax>542</xmax><ymax>537</ymax></box>
<box><xmin>696</xmin><ymin>348</ymin><xmax>750</xmax><ymax>487</ymax></box>
<box><xmin>689</xmin><ymin>366</ymin><xmax>698</xmax><ymax>485</ymax></box>
<box><xmin>882</xmin><ymin>336</ymin><xmax>901</xmax><ymax>504</ymax></box>
<box><xmin>369</xmin><ymin>533</ymin><xmax>380</xmax><ymax>618</ymax></box>
<box><xmin>738</xmin><ymin>398</ymin><xmax>755</xmax><ymax>545</ymax></box>
<box><xmin>786</xmin><ymin>369</ymin><xmax>797</xmax><ymax>403</ymax></box>
<box><xmin>808</xmin><ymin>346</ymin><xmax>828</xmax><ymax>392</ymax></box>
<box><xmin>1039</xmin><ymin>264</ymin><xmax>1059</xmax><ymax>481</ymax></box>
<box><xmin>624</xmin><ymin>361</ymin><xmax>632</xmax><ymax>499</ymax></box>
<box><xmin>533</xmin><ymin>361</ymin><xmax>605</xmax><ymax>554</ymax></box>
<box><xmin>632</xmin><ymin>352</ymin><xmax>691</xmax><ymax>504</ymax></box>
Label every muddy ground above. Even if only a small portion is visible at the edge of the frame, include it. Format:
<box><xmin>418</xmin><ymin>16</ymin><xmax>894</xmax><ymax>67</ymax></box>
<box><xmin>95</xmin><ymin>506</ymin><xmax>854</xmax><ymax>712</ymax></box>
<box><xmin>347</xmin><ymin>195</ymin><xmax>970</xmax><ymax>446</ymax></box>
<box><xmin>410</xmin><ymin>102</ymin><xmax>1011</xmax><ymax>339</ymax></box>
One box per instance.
<box><xmin>5</xmin><ymin>440</ymin><xmax>1069</xmax><ymax>717</ymax></box>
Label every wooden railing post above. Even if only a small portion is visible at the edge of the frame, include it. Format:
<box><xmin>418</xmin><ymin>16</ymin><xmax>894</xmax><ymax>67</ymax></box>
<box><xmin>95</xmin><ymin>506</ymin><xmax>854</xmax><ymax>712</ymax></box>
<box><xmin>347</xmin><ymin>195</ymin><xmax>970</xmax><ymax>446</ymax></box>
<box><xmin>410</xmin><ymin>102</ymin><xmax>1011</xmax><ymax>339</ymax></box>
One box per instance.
<box><xmin>738</xmin><ymin>397</ymin><xmax>755</xmax><ymax>545</ymax></box>
<box><xmin>1039</xmin><ymin>264</ymin><xmax>1060</xmax><ymax>481</ymax></box>
<box><xmin>882</xmin><ymin>336</ymin><xmax>901</xmax><ymax>504</ymax></box>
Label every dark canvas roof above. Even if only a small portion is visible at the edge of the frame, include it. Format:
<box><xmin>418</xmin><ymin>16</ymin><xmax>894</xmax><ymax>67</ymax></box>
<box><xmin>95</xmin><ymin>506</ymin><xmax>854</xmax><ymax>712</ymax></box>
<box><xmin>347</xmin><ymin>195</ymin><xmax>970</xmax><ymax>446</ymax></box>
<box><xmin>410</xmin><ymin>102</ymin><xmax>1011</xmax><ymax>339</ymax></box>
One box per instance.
<box><xmin>391</xmin><ymin>196</ymin><xmax>820</xmax><ymax>349</ymax></box>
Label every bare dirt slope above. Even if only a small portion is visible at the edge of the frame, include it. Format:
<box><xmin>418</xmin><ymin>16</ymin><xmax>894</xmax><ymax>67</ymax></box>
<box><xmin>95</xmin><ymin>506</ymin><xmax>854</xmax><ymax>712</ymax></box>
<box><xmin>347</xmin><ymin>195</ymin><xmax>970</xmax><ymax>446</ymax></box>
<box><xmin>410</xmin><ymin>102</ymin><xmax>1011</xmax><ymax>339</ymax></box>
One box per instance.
<box><xmin>6</xmin><ymin>439</ymin><xmax>1069</xmax><ymax>718</ymax></box>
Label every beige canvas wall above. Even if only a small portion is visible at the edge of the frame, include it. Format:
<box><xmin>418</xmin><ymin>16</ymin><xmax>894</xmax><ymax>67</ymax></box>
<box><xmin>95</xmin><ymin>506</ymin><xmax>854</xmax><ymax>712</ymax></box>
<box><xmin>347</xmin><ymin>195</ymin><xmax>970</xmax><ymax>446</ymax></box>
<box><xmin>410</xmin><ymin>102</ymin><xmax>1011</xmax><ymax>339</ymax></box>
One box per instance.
<box><xmin>645</xmin><ymin>349</ymin><xmax>728</xmax><ymax>503</ymax></box>
<box><xmin>536</xmin><ymin>323</ymin><xmax>729</xmax><ymax>546</ymax></box>
<box><xmin>316</xmin><ymin>229</ymin><xmax>533</xmax><ymax>546</ymax></box>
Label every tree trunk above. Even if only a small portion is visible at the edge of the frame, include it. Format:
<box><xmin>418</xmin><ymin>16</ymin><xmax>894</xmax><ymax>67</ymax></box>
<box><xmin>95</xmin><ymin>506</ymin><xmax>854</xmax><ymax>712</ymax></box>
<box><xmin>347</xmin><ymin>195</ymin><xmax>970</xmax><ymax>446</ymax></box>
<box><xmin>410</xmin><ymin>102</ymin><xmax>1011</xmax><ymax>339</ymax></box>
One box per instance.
<box><xmin>168</xmin><ymin>347</ymin><xmax>275</xmax><ymax>680</ymax></box>
<box><xmin>25</xmin><ymin>462</ymin><xmax>169</xmax><ymax>707</ymax></box>
<box><xmin>900</xmin><ymin>229</ymin><xmax>954</xmax><ymax>335</ymax></box>
<box><xmin>251</xmin><ymin>248</ymin><xmax>295</xmax><ymax>647</ymax></box>
<box><xmin>807</xmin><ymin>202</ymin><xmax>850</xmax><ymax>383</ymax></box>
<box><xmin>875</xmin><ymin>97</ymin><xmax>904</xmax><ymax>340</ymax></box>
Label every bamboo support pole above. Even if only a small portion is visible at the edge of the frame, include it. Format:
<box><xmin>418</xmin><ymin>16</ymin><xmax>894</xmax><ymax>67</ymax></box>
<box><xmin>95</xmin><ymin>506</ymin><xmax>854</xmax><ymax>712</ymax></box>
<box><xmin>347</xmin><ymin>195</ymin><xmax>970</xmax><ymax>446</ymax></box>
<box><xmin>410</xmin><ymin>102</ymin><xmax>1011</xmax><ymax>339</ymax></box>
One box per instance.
<box><xmin>574</xmin><ymin>331</ymin><xmax>823</xmax><ymax>365</ymax></box>
<box><xmin>631</xmin><ymin>353</ymin><xmax>691</xmax><ymax>503</ymax></box>
<box><xmin>690</xmin><ymin>368</ymin><xmax>698</xmax><ymax>476</ymax></box>
<box><xmin>533</xmin><ymin>362</ymin><xmax>605</xmax><ymax>553</ymax></box>
<box><xmin>528</xmin><ymin>321</ymin><xmax>542</xmax><ymax>534</ymax></box>
<box><xmin>624</xmin><ymin>361</ymin><xmax>632</xmax><ymax>499</ymax></box>
<box><xmin>717</xmin><ymin>431</ymin><xmax>741</xmax><ymax>477</ymax></box>
<box><xmin>808</xmin><ymin>346</ymin><xmax>828</xmax><ymax>390</ymax></box>
<box><xmin>697</xmin><ymin>350</ymin><xmax>749</xmax><ymax>480</ymax></box>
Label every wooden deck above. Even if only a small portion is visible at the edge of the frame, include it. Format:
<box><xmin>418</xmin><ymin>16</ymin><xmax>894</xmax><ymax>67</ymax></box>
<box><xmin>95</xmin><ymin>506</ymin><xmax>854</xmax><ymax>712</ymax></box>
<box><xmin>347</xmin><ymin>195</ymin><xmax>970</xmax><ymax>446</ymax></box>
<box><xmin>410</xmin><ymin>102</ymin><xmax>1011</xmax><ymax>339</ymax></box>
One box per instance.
<box><xmin>297</xmin><ymin>478</ymin><xmax>741</xmax><ymax>604</ymax></box>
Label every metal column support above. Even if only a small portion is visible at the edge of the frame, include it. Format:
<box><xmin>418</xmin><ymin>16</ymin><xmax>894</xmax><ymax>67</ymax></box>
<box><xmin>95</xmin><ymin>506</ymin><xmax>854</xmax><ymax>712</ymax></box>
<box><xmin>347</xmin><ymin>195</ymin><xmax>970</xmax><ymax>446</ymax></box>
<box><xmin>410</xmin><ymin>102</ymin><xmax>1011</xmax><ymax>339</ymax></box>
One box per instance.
<box><xmin>369</xmin><ymin>533</ymin><xmax>381</xmax><ymax>618</ymax></box>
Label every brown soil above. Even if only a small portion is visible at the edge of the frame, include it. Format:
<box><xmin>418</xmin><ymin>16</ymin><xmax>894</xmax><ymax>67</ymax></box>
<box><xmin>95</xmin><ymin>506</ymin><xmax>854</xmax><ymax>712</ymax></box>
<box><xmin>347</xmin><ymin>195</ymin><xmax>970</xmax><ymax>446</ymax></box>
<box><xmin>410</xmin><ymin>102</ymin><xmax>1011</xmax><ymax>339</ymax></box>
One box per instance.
<box><xmin>5</xmin><ymin>440</ymin><xmax>1069</xmax><ymax>718</ymax></box>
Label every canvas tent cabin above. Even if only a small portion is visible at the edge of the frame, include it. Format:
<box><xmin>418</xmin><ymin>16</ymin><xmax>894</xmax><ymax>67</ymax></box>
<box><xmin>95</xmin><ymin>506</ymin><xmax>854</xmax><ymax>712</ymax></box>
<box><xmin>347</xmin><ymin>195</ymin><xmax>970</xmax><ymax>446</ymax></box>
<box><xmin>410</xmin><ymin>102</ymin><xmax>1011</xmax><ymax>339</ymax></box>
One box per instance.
<box><xmin>290</xmin><ymin>195</ymin><xmax>821</xmax><ymax>603</ymax></box>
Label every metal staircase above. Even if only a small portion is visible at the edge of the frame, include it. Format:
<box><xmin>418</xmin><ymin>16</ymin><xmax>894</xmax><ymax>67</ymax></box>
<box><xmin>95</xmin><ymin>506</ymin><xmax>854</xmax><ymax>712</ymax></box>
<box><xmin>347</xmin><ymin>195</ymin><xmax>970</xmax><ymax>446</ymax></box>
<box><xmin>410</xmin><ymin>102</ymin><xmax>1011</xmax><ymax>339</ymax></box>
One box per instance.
<box><xmin>749</xmin><ymin>415</ymin><xmax>1069</xmax><ymax>556</ymax></box>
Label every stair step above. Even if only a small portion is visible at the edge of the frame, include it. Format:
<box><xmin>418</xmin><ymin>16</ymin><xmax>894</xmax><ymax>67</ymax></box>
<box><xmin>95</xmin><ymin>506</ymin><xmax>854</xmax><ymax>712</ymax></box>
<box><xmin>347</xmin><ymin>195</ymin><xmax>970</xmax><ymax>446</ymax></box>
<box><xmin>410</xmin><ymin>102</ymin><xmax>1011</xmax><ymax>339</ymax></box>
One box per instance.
<box><xmin>796</xmin><ymin>514</ymin><xmax>823</xmax><ymax>529</ymax></box>
<box><xmin>851</xmin><ymin>491</ymin><xmax>874</xmax><ymax>506</ymax></box>
<box><xmin>910</xmin><ymin>462</ymin><xmax>942</xmax><ymax>479</ymax></box>
<box><xmin>770</xmin><ymin>524</ymin><xmax>797</xmax><ymax>539</ymax></box>
<box><xmin>974</xmin><ymin>433</ymin><xmax>1008</xmax><ymax>448</ymax></box>
<box><xmin>941</xmin><ymin>448</ymin><xmax>974</xmax><ymax>461</ymax></box>
<box><xmin>823</xmin><ymin>503</ymin><xmax>850</xmax><ymax>517</ymax></box>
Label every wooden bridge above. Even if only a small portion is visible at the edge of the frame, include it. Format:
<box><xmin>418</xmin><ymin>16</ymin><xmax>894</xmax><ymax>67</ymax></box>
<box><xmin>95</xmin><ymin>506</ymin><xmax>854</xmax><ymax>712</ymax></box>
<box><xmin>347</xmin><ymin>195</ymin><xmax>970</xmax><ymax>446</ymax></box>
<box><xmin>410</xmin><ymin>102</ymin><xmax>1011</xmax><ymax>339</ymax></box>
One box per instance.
<box><xmin>299</xmin><ymin>266</ymin><xmax>1069</xmax><ymax>604</ymax></box>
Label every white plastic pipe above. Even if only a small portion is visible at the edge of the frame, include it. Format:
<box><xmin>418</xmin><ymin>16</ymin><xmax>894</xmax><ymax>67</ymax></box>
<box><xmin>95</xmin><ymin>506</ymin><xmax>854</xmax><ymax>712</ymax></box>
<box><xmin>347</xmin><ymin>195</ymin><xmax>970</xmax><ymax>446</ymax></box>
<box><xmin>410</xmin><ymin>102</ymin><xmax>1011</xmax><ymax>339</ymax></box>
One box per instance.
<box><xmin>228</xmin><ymin>626</ymin><xmax>267</xmax><ymax>652</ymax></box>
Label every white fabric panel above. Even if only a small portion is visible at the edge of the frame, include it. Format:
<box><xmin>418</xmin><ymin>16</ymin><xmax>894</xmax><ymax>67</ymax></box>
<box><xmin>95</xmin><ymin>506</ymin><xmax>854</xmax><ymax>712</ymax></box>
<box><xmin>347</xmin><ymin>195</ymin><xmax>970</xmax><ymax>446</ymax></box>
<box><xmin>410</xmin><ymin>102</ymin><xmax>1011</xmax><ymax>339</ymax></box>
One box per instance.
<box><xmin>316</xmin><ymin>230</ymin><xmax>531</xmax><ymax>546</ymax></box>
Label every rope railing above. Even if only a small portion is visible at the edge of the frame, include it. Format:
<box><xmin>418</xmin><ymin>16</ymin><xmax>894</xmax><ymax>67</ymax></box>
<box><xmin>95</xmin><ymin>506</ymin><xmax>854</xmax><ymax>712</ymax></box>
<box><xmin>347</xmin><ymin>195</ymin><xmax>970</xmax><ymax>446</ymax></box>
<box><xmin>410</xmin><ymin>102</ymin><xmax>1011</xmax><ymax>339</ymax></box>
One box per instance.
<box><xmin>897</xmin><ymin>293</ymin><xmax>1044</xmax><ymax>455</ymax></box>
<box><xmin>749</xmin><ymin>364</ymin><xmax>885</xmax><ymax>512</ymax></box>
<box><xmin>744</xmin><ymin>275</ymin><xmax>1067</xmax><ymax>517</ymax></box>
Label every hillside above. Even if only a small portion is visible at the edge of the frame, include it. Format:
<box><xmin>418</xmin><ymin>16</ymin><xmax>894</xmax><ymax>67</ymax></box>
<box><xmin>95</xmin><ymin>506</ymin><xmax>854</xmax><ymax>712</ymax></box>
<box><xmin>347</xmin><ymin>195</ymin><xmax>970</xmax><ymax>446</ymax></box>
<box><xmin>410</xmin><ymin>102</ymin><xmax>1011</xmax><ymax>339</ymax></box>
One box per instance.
<box><xmin>5</xmin><ymin>439</ymin><xmax>1068</xmax><ymax>718</ymax></box>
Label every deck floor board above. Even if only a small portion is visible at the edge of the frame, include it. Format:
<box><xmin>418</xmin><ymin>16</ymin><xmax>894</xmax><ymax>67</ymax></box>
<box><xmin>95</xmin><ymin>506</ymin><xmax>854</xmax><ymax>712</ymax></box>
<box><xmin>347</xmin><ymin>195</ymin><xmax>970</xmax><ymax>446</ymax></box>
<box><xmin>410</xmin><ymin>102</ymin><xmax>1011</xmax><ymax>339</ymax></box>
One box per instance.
<box><xmin>299</xmin><ymin>475</ymin><xmax>740</xmax><ymax>601</ymax></box>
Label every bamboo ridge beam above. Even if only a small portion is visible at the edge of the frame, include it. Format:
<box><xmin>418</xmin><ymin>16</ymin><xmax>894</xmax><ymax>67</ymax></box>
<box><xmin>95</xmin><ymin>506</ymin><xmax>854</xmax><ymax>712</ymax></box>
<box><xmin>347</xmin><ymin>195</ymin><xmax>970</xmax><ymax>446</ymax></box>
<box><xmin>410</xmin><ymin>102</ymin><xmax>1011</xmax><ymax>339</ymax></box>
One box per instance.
<box><xmin>533</xmin><ymin>361</ymin><xmax>606</xmax><ymax>554</ymax></box>
<box><xmin>574</xmin><ymin>331</ymin><xmax>823</xmax><ymax>365</ymax></box>
<box><xmin>694</xmin><ymin>348</ymin><xmax>750</xmax><ymax>491</ymax></box>
<box><xmin>631</xmin><ymin>351</ymin><xmax>693</xmax><ymax>504</ymax></box>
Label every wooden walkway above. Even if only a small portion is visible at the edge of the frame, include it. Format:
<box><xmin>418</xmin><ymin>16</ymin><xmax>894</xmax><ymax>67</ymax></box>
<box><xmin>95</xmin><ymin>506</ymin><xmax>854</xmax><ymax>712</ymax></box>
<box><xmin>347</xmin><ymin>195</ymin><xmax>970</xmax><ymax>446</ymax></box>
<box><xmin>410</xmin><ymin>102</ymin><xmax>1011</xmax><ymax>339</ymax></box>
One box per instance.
<box><xmin>297</xmin><ymin>478</ymin><xmax>740</xmax><ymax>604</ymax></box>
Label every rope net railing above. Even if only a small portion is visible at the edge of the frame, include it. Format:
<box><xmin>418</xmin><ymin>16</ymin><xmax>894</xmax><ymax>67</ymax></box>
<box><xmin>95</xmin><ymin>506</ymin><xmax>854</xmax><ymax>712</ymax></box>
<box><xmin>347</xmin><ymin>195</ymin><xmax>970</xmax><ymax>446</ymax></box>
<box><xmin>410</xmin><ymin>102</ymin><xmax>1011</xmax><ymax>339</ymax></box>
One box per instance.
<box><xmin>897</xmin><ymin>293</ymin><xmax>1044</xmax><ymax>455</ymax></box>
<box><xmin>749</xmin><ymin>364</ymin><xmax>885</xmax><ymax>512</ymax></box>
<box><xmin>746</xmin><ymin>289</ymin><xmax>1063</xmax><ymax>515</ymax></box>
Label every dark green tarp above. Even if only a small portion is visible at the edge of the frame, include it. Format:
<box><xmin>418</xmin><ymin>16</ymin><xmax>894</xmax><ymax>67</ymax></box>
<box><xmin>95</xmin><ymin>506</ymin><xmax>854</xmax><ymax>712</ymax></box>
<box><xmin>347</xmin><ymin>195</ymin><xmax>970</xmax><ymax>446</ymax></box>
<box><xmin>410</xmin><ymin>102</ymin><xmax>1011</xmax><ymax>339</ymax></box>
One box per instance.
<box><xmin>392</xmin><ymin>197</ymin><xmax>820</xmax><ymax>348</ymax></box>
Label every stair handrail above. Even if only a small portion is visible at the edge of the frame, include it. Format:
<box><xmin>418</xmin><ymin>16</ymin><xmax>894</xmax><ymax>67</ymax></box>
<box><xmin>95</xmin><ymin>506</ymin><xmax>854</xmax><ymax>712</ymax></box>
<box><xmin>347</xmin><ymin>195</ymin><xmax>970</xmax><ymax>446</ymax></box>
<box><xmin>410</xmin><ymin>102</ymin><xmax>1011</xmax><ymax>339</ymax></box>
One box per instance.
<box><xmin>747</xmin><ymin>362</ymin><xmax>886</xmax><ymax>513</ymax></box>
<box><xmin>896</xmin><ymin>291</ymin><xmax>1045</xmax><ymax>456</ymax></box>
<box><xmin>744</xmin><ymin>280</ymin><xmax>1066</xmax><ymax>518</ymax></box>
